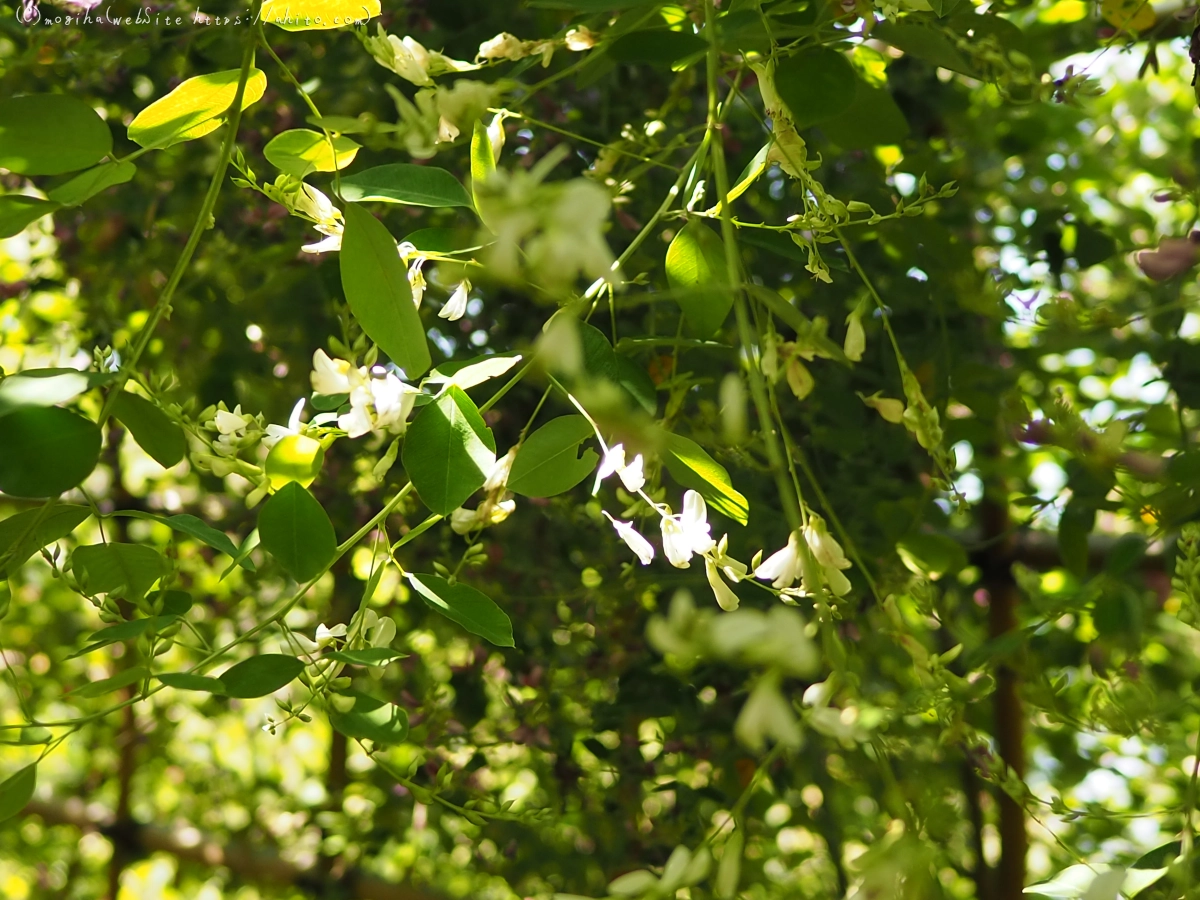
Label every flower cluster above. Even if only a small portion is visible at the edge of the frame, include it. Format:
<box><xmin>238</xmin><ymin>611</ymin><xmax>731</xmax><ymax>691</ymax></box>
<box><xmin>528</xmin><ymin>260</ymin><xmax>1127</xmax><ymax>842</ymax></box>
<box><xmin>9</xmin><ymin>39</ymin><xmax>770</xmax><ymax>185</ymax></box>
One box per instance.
<box><xmin>476</xmin><ymin>26</ymin><xmax>597</xmax><ymax>67</ymax></box>
<box><xmin>752</xmin><ymin>514</ymin><xmax>852</xmax><ymax>597</ymax></box>
<box><xmin>361</xmin><ymin>27</ymin><xmax>476</xmax><ymax>86</ymax></box>
<box><xmin>311</xmin><ymin>350</ymin><xmax>421</xmax><ymax>440</ymax></box>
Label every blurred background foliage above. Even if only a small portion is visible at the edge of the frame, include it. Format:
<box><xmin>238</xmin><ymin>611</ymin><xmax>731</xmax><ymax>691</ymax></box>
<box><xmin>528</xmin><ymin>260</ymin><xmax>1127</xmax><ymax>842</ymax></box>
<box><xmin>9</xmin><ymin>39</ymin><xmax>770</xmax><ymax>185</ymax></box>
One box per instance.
<box><xmin>5</xmin><ymin>0</ymin><xmax>1200</xmax><ymax>897</ymax></box>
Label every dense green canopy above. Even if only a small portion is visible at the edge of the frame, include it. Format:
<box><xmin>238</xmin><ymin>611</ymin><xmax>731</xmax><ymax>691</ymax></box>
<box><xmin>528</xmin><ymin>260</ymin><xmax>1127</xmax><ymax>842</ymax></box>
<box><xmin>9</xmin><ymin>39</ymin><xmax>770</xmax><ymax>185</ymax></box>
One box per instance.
<box><xmin>2</xmin><ymin>0</ymin><xmax>1200</xmax><ymax>898</ymax></box>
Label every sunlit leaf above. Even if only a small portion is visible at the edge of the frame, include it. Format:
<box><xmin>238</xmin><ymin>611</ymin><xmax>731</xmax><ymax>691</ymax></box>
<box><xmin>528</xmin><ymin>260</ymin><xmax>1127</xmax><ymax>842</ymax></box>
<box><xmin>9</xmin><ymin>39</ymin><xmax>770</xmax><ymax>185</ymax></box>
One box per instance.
<box><xmin>407</xmin><ymin>573</ymin><xmax>514</xmax><ymax>647</ymax></box>
<box><xmin>662</xmin><ymin>433</ymin><xmax>748</xmax><ymax>525</ymax></box>
<box><xmin>402</xmin><ymin>386</ymin><xmax>496</xmax><ymax>515</ymax></box>
<box><xmin>260</xmin><ymin>0</ymin><xmax>380</xmax><ymax>30</ymax></box>
<box><xmin>340</xmin><ymin>164</ymin><xmax>473</xmax><ymax>208</ymax></box>
<box><xmin>127</xmin><ymin>68</ymin><xmax>267</xmax><ymax>149</ymax></box>
<box><xmin>665</xmin><ymin>220</ymin><xmax>733</xmax><ymax>338</ymax></box>
<box><xmin>264</xmin><ymin>129</ymin><xmax>360</xmax><ymax>177</ymax></box>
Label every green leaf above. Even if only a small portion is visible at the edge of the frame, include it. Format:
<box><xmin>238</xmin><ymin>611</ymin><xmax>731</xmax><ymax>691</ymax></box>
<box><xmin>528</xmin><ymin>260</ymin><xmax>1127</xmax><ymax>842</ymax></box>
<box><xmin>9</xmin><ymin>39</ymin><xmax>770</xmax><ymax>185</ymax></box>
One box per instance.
<box><xmin>665</xmin><ymin>220</ymin><xmax>733</xmax><ymax>338</ymax></box>
<box><xmin>72</xmin><ymin>543</ymin><xmax>168</xmax><ymax>600</ymax></box>
<box><xmin>403</xmin><ymin>227</ymin><xmax>470</xmax><ymax>254</ymax></box>
<box><xmin>577</xmin><ymin>324</ymin><xmax>659</xmax><ymax>415</ymax></box>
<box><xmin>608</xmin><ymin>29</ymin><xmax>707</xmax><ymax>66</ymax></box>
<box><xmin>471</xmin><ymin>120</ymin><xmax>496</xmax><ymax>216</ymax></box>
<box><xmin>70</xmin><ymin>666</ymin><xmax>149</xmax><ymax>699</ymax></box>
<box><xmin>508</xmin><ymin>416</ymin><xmax>599</xmax><ymax>498</ymax></box>
<box><xmin>157</xmin><ymin>673</ymin><xmax>227</xmax><ymax>694</ymax></box>
<box><xmin>0</xmin><ymin>94</ymin><xmax>112</xmax><ymax>175</ymax></box>
<box><xmin>218</xmin><ymin>654</ymin><xmax>305</xmax><ymax>698</ymax></box>
<box><xmin>340</xmin><ymin>203</ymin><xmax>432</xmax><ymax>379</ymax></box>
<box><xmin>265</xmin><ymin>434</ymin><xmax>326</xmax><ymax>490</ymax></box>
<box><xmin>407</xmin><ymin>573</ymin><xmax>514</xmax><ymax>647</ymax></box>
<box><xmin>896</xmin><ymin>532</ymin><xmax>967</xmax><ymax>580</ymax></box>
<box><xmin>0</xmin><ymin>406</ymin><xmax>102</xmax><ymax>498</ymax></box>
<box><xmin>47</xmin><ymin>160</ymin><xmax>136</xmax><ymax>207</ymax></box>
<box><xmin>257</xmin><ymin>482</ymin><xmax>337</xmax><ymax>583</ymax></box>
<box><xmin>0</xmin><ymin>764</ymin><xmax>36</xmax><ymax>823</ymax></box>
<box><xmin>328</xmin><ymin>691</ymin><xmax>409</xmax><ymax>744</ymax></box>
<box><xmin>161</xmin><ymin>515</ymin><xmax>250</xmax><ymax>568</ymax></box>
<box><xmin>0</xmin><ymin>369</ymin><xmax>92</xmax><ymax>417</ymax></box>
<box><xmin>340</xmin><ymin>164</ymin><xmax>474</xmax><ymax>208</ymax></box>
<box><xmin>264</xmin><ymin>129</ymin><xmax>360</xmax><ymax>178</ymax></box>
<box><xmin>820</xmin><ymin>85</ymin><xmax>910</xmax><ymax>150</ymax></box>
<box><xmin>1105</xmin><ymin>533</ymin><xmax>1146</xmax><ymax>575</ymax></box>
<box><xmin>220</xmin><ymin>529</ymin><xmax>261</xmax><ymax>580</ymax></box>
<box><xmin>1058</xmin><ymin>499</ymin><xmax>1096</xmax><ymax>579</ymax></box>
<box><xmin>127</xmin><ymin>68</ymin><xmax>268</xmax><ymax>149</ymax></box>
<box><xmin>326</xmin><ymin>647</ymin><xmax>408</xmax><ymax>666</ymax></box>
<box><xmin>0</xmin><ymin>196</ymin><xmax>59</xmax><ymax>239</ymax></box>
<box><xmin>111</xmin><ymin>391</ymin><xmax>186</xmax><ymax>468</ymax></box>
<box><xmin>774</xmin><ymin>48</ymin><xmax>858</xmax><ymax>129</ymax></box>
<box><xmin>1072</xmin><ymin>221</ymin><xmax>1117</xmax><ymax>268</ymax></box>
<box><xmin>662</xmin><ymin>433</ymin><xmax>749</xmax><ymax>525</ymax></box>
<box><xmin>0</xmin><ymin>505</ymin><xmax>90</xmax><ymax>575</ymax></box>
<box><xmin>261</xmin><ymin>0</ymin><xmax>380</xmax><ymax>30</ymax></box>
<box><xmin>71</xmin><ymin>615</ymin><xmax>176</xmax><ymax>658</ymax></box>
<box><xmin>871</xmin><ymin>21</ymin><xmax>972</xmax><ymax>74</ymax></box>
<box><xmin>402</xmin><ymin>386</ymin><xmax>496</xmax><ymax>515</ymax></box>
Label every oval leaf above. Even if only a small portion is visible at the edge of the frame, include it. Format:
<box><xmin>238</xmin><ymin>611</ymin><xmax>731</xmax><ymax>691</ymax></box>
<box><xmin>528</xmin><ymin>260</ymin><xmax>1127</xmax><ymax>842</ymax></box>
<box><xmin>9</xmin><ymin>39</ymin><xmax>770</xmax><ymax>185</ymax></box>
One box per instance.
<box><xmin>264</xmin><ymin>129</ymin><xmax>360</xmax><ymax>177</ymax></box>
<box><xmin>340</xmin><ymin>203</ymin><xmax>432</xmax><ymax>378</ymax></box>
<box><xmin>662</xmin><ymin>433</ymin><xmax>749</xmax><ymax>525</ymax></box>
<box><xmin>0</xmin><ymin>406</ymin><xmax>101</xmax><ymax>498</ymax></box>
<box><xmin>0</xmin><ymin>196</ymin><xmax>59</xmax><ymax>240</ymax></box>
<box><xmin>47</xmin><ymin>160</ymin><xmax>136</xmax><ymax>207</ymax></box>
<box><xmin>257</xmin><ymin>482</ymin><xmax>337</xmax><ymax>583</ymax></box>
<box><xmin>326</xmin><ymin>647</ymin><xmax>408</xmax><ymax>666</ymax></box>
<box><xmin>665</xmin><ymin>220</ymin><xmax>733</xmax><ymax>338</ymax></box>
<box><xmin>774</xmin><ymin>48</ymin><xmax>858</xmax><ymax>129</ymax></box>
<box><xmin>401</xmin><ymin>386</ymin><xmax>496</xmax><ymax>515</ymax></box>
<box><xmin>0</xmin><ymin>370</ymin><xmax>91</xmax><ymax>417</ymax></box>
<box><xmin>128</xmin><ymin>68</ymin><xmax>268</xmax><ymax>149</ymax></box>
<box><xmin>112</xmin><ymin>391</ymin><xmax>187</xmax><ymax>468</ymax></box>
<box><xmin>72</xmin><ymin>543</ymin><xmax>168</xmax><ymax>600</ymax></box>
<box><xmin>219</xmin><ymin>654</ymin><xmax>305</xmax><ymax>699</ymax></box>
<box><xmin>157</xmin><ymin>673</ymin><xmax>228</xmax><ymax>694</ymax></box>
<box><xmin>508</xmin><ymin>415</ymin><xmax>599</xmax><ymax>498</ymax></box>
<box><xmin>265</xmin><ymin>434</ymin><xmax>326</xmax><ymax>490</ymax></box>
<box><xmin>0</xmin><ymin>764</ymin><xmax>36</xmax><ymax>822</ymax></box>
<box><xmin>329</xmin><ymin>691</ymin><xmax>409</xmax><ymax>744</ymax></box>
<box><xmin>261</xmin><ymin>0</ymin><xmax>380</xmax><ymax>30</ymax></box>
<box><xmin>820</xmin><ymin>84</ymin><xmax>909</xmax><ymax>150</ymax></box>
<box><xmin>407</xmin><ymin>573</ymin><xmax>514</xmax><ymax>647</ymax></box>
<box><xmin>70</xmin><ymin>666</ymin><xmax>149</xmax><ymax>698</ymax></box>
<box><xmin>0</xmin><ymin>94</ymin><xmax>112</xmax><ymax>175</ymax></box>
<box><xmin>0</xmin><ymin>504</ymin><xmax>90</xmax><ymax>575</ymax></box>
<box><xmin>340</xmin><ymin>164</ymin><xmax>473</xmax><ymax>208</ymax></box>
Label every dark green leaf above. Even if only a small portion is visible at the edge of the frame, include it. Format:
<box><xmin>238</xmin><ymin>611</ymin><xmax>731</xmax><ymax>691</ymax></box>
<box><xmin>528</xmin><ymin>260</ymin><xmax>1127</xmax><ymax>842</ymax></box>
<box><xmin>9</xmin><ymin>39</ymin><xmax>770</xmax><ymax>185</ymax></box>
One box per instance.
<box><xmin>665</xmin><ymin>220</ymin><xmax>733</xmax><ymax>338</ymax></box>
<box><xmin>0</xmin><ymin>764</ymin><xmax>36</xmax><ymax>822</ymax></box>
<box><xmin>0</xmin><ymin>406</ymin><xmax>101</xmax><ymax>498</ymax></box>
<box><xmin>896</xmin><ymin>532</ymin><xmax>967</xmax><ymax>580</ymax></box>
<box><xmin>774</xmin><ymin>48</ymin><xmax>858</xmax><ymax>129</ymax></box>
<box><xmin>71</xmin><ymin>616</ymin><xmax>175</xmax><ymax>658</ymax></box>
<box><xmin>0</xmin><ymin>196</ymin><xmax>59</xmax><ymax>240</ymax></box>
<box><xmin>1105</xmin><ymin>533</ymin><xmax>1146</xmax><ymax>575</ymax></box>
<box><xmin>340</xmin><ymin>203</ymin><xmax>432</xmax><ymax>379</ymax></box>
<box><xmin>47</xmin><ymin>160</ymin><xmax>136</xmax><ymax>207</ymax></box>
<box><xmin>0</xmin><ymin>94</ymin><xmax>112</xmax><ymax>175</ymax></box>
<box><xmin>0</xmin><ymin>504</ymin><xmax>90</xmax><ymax>574</ymax></box>
<box><xmin>340</xmin><ymin>164</ymin><xmax>473</xmax><ymax>208</ymax></box>
<box><xmin>821</xmin><ymin>85</ymin><xmax>910</xmax><ymax>149</ymax></box>
<box><xmin>71</xmin><ymin>543</ymin><xmax>168</xmax><ymax>600</ymax></box>
<box><xmin>1072</xmin><ymin>222</ymin><xmax>1117</xmax><ymax>268</ymax></box>
<box><xmin>257</xmin><ymin>483</ymin><xmax>337</xmax><ymax>583</ymax></box>
<box><xmin>157</xmin><ymin>673</ymin><xmax>228</xmax><ymax>694</ymax></box>
<box><xmin>70</xmin><ymin>666</ymin><xmax>149</xmax><ymax>698</ymax></box>
<box><xmin>402</xmin><ymin>386</ymin><xmax>496</xmax><ymax>515</ymax></box>
<box><xmin>508</xmin><ymin>416</ymin><xmax>599</xmax><ymax>498</ymax></box>
<box><xmin>608</xmin><ymin>29</ymin><xmax>706</xmax><ymax>65</ymax></box>
<box><xmin>871</xmin><ymin>21</ymin><xmax>972</xmax><ymax>74</ymax></box>
<box><xmin>328</xmin><ymin>692</ymin><xmax>409</xmax><ymax>744</ymax></box>
<box><xmin>111</xmin><ymin>391</ymin><xmax>187</xmax><ymax>468</ymax></box>
<box><xmin>219</xmin><ymin>654</ymin><xmax>305</xmax><ymax>698</ymax></box>
<box><xmin>1058</xmin><ymin>499</ymin><xmax>1096</xmax><ymax>579</ymax></box>
<box><xmin>162</xmin><ymin>515</ymin><xmax>249</xmax><ymax>568</ymax></box>
<box><xmin>407</xmin><ymin>573</ymin><xmax>515</xmax><ymax>647</ymax></box>
<box><xmin>662</xmin><ymin>433</ymin><xmax>749</xmax><ymax>525</ymax></box>
<box><xmin>577</xmin><ymin>324</ymin><xmax>659</xmax><ymax>414</ymax></box>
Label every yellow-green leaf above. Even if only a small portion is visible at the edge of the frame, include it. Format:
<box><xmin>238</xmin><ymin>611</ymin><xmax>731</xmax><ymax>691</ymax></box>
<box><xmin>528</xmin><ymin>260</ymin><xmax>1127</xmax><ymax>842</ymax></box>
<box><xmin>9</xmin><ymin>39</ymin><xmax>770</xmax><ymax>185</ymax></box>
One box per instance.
<box><xmin>128</xmin><ymin>68</ymin><xmax>267</xmax><ymax>149</ymax></box>
<box><xmin>260</xmin><ymin>0</ymin><xmax>380</xmax><ymax>30</ymax></box>
<box><xmin>264</xmin><ymin>129</ymin><xmax>360</xmax><ymax>178</ymax></box>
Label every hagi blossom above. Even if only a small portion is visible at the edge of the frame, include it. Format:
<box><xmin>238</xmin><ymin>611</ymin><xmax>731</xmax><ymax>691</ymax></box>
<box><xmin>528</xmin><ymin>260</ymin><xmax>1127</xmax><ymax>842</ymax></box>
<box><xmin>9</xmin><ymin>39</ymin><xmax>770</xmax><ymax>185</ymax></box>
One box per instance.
<box><xmin>212</xmin><ymin>405</ymin><xmax>256</xmax><ymax>455</ymax></box>
<box><xmin>594</xmin><ymin>443</ymin><xmax>645</xmax><ymax>494</ymax></box>
<box><xmin>603</xmin><ymin>512</ymin><xmax>655</xmax><ymax>565</ymax></box>
<box><xmin>660</xmin><ymin>491</ymin><xmax>715</xmax><ymax>568</ymax></box>
<box><xmin>803</xmin><ymin>514</ymin><xmax>852</xmax><ymax>596</ymax></box>
<box><xmin>292</xmin><ymin>183</ymin><xmax>344</xmax><ymax>255</ymax></box>
<box><xmin>450</xmin><ymin>498</ymin><xmax>516</xmax><ymax>534</ymax></box>
<box><xmin>439</xmin><ymin>280</ymin><xmax>471</xmax><ymax>321</ymax></box>
<box><xmin>263</xmin><ymin>399</ymin><xmax>306</xmax><ymax>450</ymax></box>
<box><xmin>311</xmin><ymin>350</ymin><xmax>352</xmax><ymax>395</ymax></box>
<box><xmin>753</xmin><ymin>530</ymin><xmax>804</xmax><ymax>589</ymax></box>
<box><xmin>363</xmin><ymin>26</ymin><xmax>476</xmax><ymax>85</ymax></box>
<box><xmin>340</xmin><ymin>370</ymin><xmax>421</xmax><ymax>439</ymax></box>
<box><xmin>705</xmin><ymin>558</ymin><xmax>740</xmax><ymax>611</ymax></box>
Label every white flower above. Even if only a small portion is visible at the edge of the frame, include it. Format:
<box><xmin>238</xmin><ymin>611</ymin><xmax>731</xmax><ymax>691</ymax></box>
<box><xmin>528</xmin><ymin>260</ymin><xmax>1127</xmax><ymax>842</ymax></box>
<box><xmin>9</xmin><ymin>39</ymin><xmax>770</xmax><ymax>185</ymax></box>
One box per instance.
<box><xmin>338</xmin><ymin>371</ymin><xmax>421</xmax><ymax>439</ymax></box>
<box><xmin>450</xmin><ymin>498</ymin><xmax>516</xmax><ymax>534</ymax></box>
<box><xmin>803</xmin><ymin>514</ymin><xmax>852</xmax><ymax>597</ymax></box>
<box><xmin>564</xmin><ymin>26</ymin><xmax>597</xmax><ymax>51</ymax></box>
<box><xmin>603</xmin><ymin>512</ymin><xmax>655</xmax><ymax>565</ymax></box>
<box><xmin>301</xmin><ymin>230</ymin><xmax>342</xmax><ymax>254</ymax></box>
<box><xmin>214</xmin><ymin>405</ymin><xmax>253</xmax><ymax>437</ymax></box>
<box><xmin>407</xmin><ymin>255</ymin><xmax>427</xmax><ymax>306</ymax></box>
<box><xmin>484</xmin><ymin>447</ymin><xmax>518</xmax><ymax>493</ymax></box>
<box><xmin>705</xmin><ymin>558</ymin><xmax>740</xmax><ymax>611</ymax></box>
<box><xmin>754</xmin><ymin>530</ymin><xmax>804</xmax><ymax>589</ymax></box>
<box><xmin>594</xmin><ymin>443</ymin><xmax>646</xmax><ymax>494</ymax></box>
<box><xmin>478</xmin><ymin>32</ymin><xmax>528</xmax><ymax>61</ymax></box>
<box><xmin>263</xmin><ymin>398</ymin><xmax>307</xmax><ymax>450</ymax></box>
<box><xmin>315</xmin><ymin>622</ymin><xmax>347</xmax><ymax>648</ymax></box>
<box><xmin>439</xmin><ymin>280</ymin><xmax>470</xmax><ymax>321</ymax></box>
<box><xmin>311</xmin><ymin>350</ymin><xmax>352</xmax><ymax>395</ymax></box>
<box><xmin>386</xmin><ymin>34</ymin><xmax>434</xmax><ymax>86</ymax></box>
<box><xmin>660</xmin><ymin>491</ymin><xmax>714</xmax><ymax>568</ymax></box>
